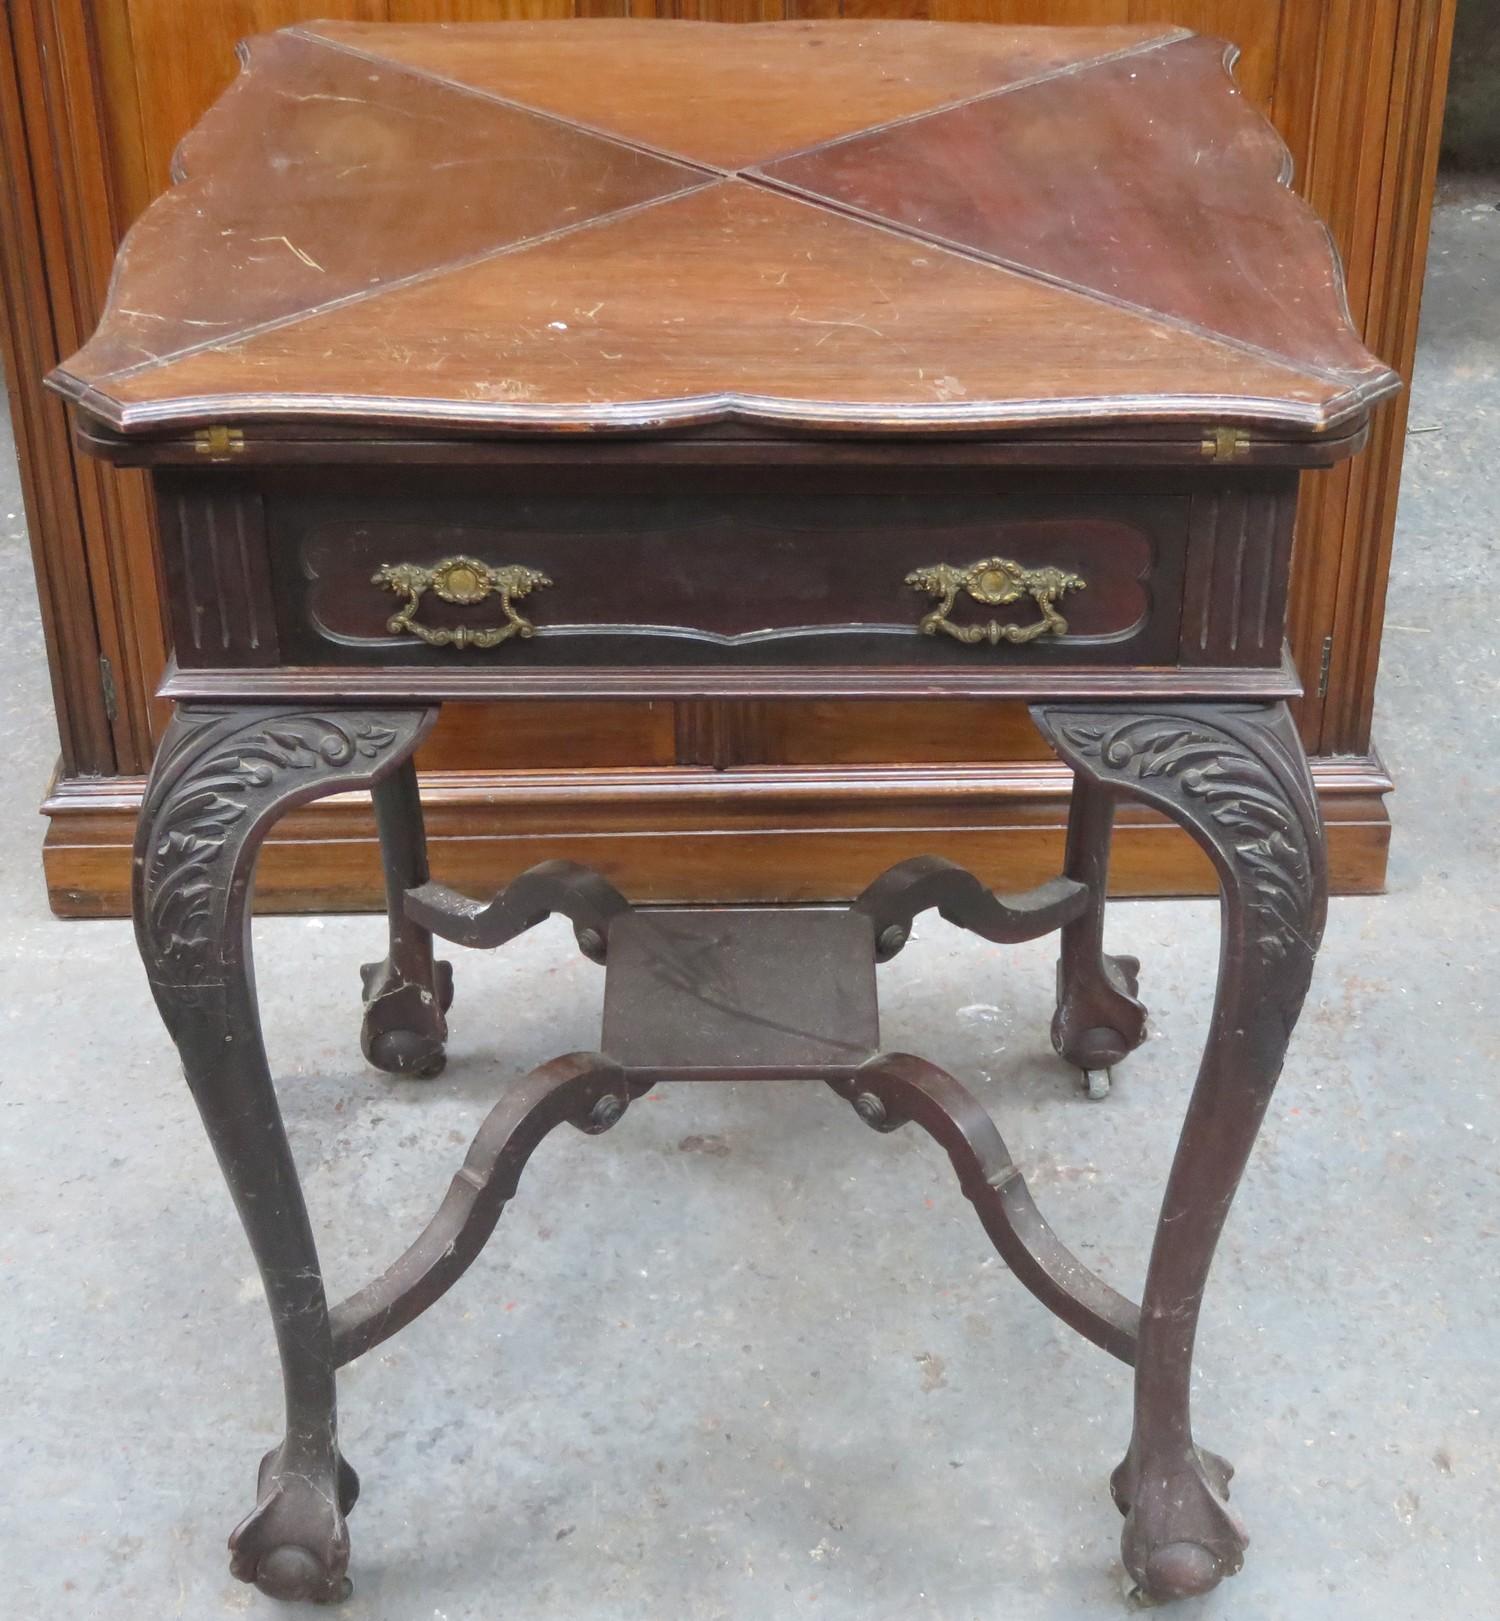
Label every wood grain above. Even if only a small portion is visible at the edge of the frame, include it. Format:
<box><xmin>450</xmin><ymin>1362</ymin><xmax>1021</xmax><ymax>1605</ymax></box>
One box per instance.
<box><xmin>64</xmin><ymin>27</ymin><xmax>703</xmax><ymax>385</ymax></box>
<box><xmin>127</xmin><ymin>1</ymin><xmax>386</xmax><ymax>199</ymax></box>
<box><xmin>0</xmin><ymin>3</ymin><xmax>109</xmax><ymax>777</ymax></box>
<box><xmin>759</xmin><ymin>35</ymin><xmax>1384</xmax><ymax>383</ymax></box>
<box><xmin>307</xmin><ymin>16</ymin><xmax>1180</xmax><ymax>167</ymax></box>
<box><xmin>54</xmin><ymin>172</ymin><xmax>1382</xmax><ymax>439</ymax></box>
<box><xmin>52</xmin><ymin>22</ymin><xmax>1395</xmax><ymax>441</ymax></box>
<box><xmin>0</xmin><ymin>0</ymin><xmax>1458</xmax><ymax>913</ymax></box>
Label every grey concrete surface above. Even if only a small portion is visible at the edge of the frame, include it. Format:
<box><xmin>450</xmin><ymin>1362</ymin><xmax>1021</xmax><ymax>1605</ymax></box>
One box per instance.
<box><xmin>1</xmin><ymin>190</ymin><xmax>1497</xmax><ymax>1621</ymax></box>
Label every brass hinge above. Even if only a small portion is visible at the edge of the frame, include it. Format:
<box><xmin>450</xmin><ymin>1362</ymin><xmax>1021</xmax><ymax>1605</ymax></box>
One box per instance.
<box><xmin>1201</xmin><ymin>427</ymin><xmax>1252</xmax><ymax>463</ymax></box>
<box><xmin>1318</xmin><ymin>634</ymin><xmax>1334</xmax><ymax>699</ymax></box>
<box><xmin>194</xmin><ymin>424</ymin><xmax>245</xmax><ymax>460</ymax></box>
<box><xmin>99</xmin><ymin>654</ymin><xmax>118</xmax><ymax>723</ymax></box>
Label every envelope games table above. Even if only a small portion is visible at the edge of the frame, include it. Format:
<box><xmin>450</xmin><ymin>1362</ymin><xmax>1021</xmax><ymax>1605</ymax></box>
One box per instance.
<box><xmin>51</xmin><ymin>18</ymin><xmax>1399</xmax><ymax>1609</ymax></box>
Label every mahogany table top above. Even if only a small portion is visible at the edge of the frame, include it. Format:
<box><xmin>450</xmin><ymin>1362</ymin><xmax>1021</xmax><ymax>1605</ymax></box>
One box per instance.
<box><xmin>52</xmin><ymin>19</ymin><xmax>1399</xmax><ymax>447</ymax></box>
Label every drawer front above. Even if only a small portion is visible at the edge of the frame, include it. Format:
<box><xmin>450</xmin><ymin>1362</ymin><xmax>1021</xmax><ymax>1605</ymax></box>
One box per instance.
<box><xmin>255</xmin><ymin>475</ymin><xmax>1186</xmax><ymax>671</ymax></box>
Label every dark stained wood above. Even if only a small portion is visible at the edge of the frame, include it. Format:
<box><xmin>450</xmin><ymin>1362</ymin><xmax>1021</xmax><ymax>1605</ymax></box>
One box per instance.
<box><xmin>758</xmin><ymin>34</ymin><xmax>1391</xmax><ymax>387</ymax></box>
<box><xmin>600</xmin><ymin>907</ymin><xmax>880</xmax><ymax>1075</ymax></box>
<box><xmin>324</xmin><ymin>1051</ymin><xmax>637</xmax><ymax>1371</ymax></box>
<box><xmin>157</xmin><ymin>482</ymin><xmax>280</xmax><ymax>666</ymax></box>
<box><xmin>1050</xmin><ymin>772</ymin><xmax>1147</xmax><ymax>1072</ymax></box>
<box><xmin>4</xmin><ymin>2</ymin><xmax>1457</xmax><ymax>917</ymax></box>
<box><xmin>297</xmin><ymin>526</ymin><xmax>1154</xmax><ymax>661</ymax></box>
<box><xmin>55</xmin><ymin>180</ymin><xmax>1374</xmax><ymax>441</ymax></box>
<box><xmin>851</xmin><ymin>852</ymin><xmax>1088</xmax><ymax>957</ymax></box>
<box><xmin>830</xmin><ymin>1050</ymin><xmax>1141</xmax><ymax>1362</ymax></box>
<box><xmin>145</xmin><ymin>453</ymin><xmax>1308</xmax><ymax>700</ymax></box>
<box><xmin>97</xmin><ymin>55</ymin><xmax>1367</xmax><ymax>1600</ymax></box>
<box><xmin>131</xmin><ymin>703</ymin><xmax>438</xmax><ymax>1604</ymax></box>
<box><xmin>127</xmin><ymin>702</ymin><xmax>1328</xmax><ymax>1602</ymax></box>
<box><xmin>1178</xmin><ymin>485</ymin><xmax>1298</xmax><ymax>666</ymax></box>
<box><xmin>267</xmin><ymin>474</ymin><xmax>1181</xmax><ymax>669</ymax></box>
<box><xmin>360</xmin><ymin>756</ymin><xmax>452</xmax><ymax>1076</ymax></box>
<box><xmin>1036</xmin><ymin>698</ymin><xmax>1328</xmax><ymax>1598</ymax></box>
<box><xmin>49</xmin><ymin>21</ymin><xmax>1395</xmax><ymax>443</ymax></box>
<box><xmin>74</xmin><ymin>417</ymin><xmax>1373</xmax><ymax>468</ymax></box>
<box><xmin>155</xmin><ymin>660</ymin><xmax>1304</xmax><ymax>703</ymax></box>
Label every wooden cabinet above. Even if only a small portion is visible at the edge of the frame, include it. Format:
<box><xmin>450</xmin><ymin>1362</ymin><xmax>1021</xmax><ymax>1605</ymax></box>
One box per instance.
<box><xmin>0</xmin><ymin>1</ymin><xmax>1456</xmax><ymax>915</ymax></box>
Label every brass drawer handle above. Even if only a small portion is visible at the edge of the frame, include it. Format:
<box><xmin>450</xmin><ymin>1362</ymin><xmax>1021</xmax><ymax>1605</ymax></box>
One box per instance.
<box><xmin>905</xmin><ymin>557</ymin><xmax>1085</xmax><ymax>646</ymax></box>
<box><xmin>372</xmin><ymin>555</ymin><xmax>552</xmax><ymax>650</ymax></box>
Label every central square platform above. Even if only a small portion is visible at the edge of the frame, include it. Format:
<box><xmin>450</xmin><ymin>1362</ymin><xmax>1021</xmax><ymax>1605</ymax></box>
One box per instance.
<box><xmin>600</xmin><ymin>908</ymin><xmax>880</xmax><ymax>1080</ymax></box>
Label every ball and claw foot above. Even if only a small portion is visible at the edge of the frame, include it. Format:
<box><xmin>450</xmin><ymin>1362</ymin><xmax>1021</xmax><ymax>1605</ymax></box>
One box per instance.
<box><xmin>1110</xmin><ymin>1446</ymin><xmax>1246</xmax><ymax>1604</ymax></box>
<box><xmin>1053</xmin><ymin>952</ymin><xmax>1146</xmax><ymax>1097</ymax></box>
<box><xmin>360</xmin><ymin>957</ymin><xmax>454</xmax><ymax>1078</ymax></box>
<box><xmin>228</xmin><ymin>1446</ymin><xmax>361</xmax><ymax>1604</ymax></box>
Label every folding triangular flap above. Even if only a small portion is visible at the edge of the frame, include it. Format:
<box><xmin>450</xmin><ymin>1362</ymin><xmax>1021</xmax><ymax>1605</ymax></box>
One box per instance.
<box><xmin>758</xmin><ymin>34</ymin><xmax>1385</xmax><ymax>383</ymax></box>
<box><xmin>302</xmin><ymin>18</ymin><xmax>1186</xmax><ymax>172</ymax></box>
<box><xmin>66</xmin><ymin>29</ymin><xmax>704</xmax><ymax>383</ymax></box>
<box><xmin>97</xmin><ymin>182</ymin><xmax>1347</xmax><ymax>433</ymax></box>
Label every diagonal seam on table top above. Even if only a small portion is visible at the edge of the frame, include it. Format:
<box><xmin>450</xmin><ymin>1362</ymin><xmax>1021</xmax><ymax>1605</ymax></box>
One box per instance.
<box><xmin>287</xmin><ymin>23</ymin><xmax>730</xmax><ymax>181</ymax></box>
<box><xmin>292</xmin><ymin>20</ymin><xmax>1193</xmax><ymax>184</ymax></box>
<box><xmin>741</xmin><ymin>35</ymin><xmax>1387</xmax><ymax>396</ymax></box>
<box><xmin>64</xmin><ymin>23</ymin><xmax>1355</xmax><ymax>405</ymax></box>
<box><xmin>55</xmin><ymin>23</ymin><xmax>1378</xmax><ymax>425</ymax></box>
<box><xmin>327</xmin><ymin>21</ymin><xmax>1372</xmax><ymax>398</ymax></box>
<box><xmin>71</xmin><ymin>177</ymin><xmax>1361</xmax><ymax>426</ymax></box>
<box><xmin>62</xmin><ymin>178</ymin><xmax>723</xmax><ymax>391</ymax></box>
<box><xmin>60</xmin><ymin>29</ymin><xmax>713</xmax><ymax>390</ymax></box>
<box><xmin>62</xmin><ymin>23</ymin><xmax>1359</xmax><ymax>407</ymax></box>
<box><xmin>750</xmin><ymin>172</ymin><xmax>1378</xmax><ymax>402</ymax></box>
<box><xmin>723</xmin><ymin>26</ymin><xmax>1192</xmax><ymax>174</ymax></box>
<box><xmin>747</xmin><ymin>183</ymin><xmax>1376</xmax><ymax>409</ymax></box>
<box><xmin>64</xmin><ymin>186</ymin><xmax>1358</xmax><ymax>426</ymax></box>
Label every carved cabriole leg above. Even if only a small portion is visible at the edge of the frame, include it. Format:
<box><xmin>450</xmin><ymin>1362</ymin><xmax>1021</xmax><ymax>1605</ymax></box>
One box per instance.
<box><xmin>1033</xmin><ymin>702</ymin><xmax>1327</xmax><ymax>1604</ymax></box>
<box><xmin>133</xmin><ymin>704</ymin><xmax>438</xmax><ymax>1604</ymax></box>
<box><xmin>1051</xmin><ymin>773</ymin><xmax>1148</xmax><ymax>1087</ymax></box>
<box><xmin>361</xmin><ymin>757</ymin><xmax>454</xmax><ymax>1077</ymax></box>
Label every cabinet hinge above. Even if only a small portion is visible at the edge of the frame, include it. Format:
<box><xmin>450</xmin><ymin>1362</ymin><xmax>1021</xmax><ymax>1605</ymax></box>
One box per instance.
<box><xmin>1201</xmin><ymin>427</ymin><xmax>1252</xmax><ymax>462</ymax></box>
<box><xmin>1317</xmin><ymin>635</ymin><xmax>1334</xmax><ymax>699</ymax></box>
<box><xmin>194</xmin><ymin>424</ymin><xmax>245</xmax><ymax>460</ymax></box>
<box><xmin>99</xmin><ymin>654</ymin><xmax>118</xmax><ymax>723</ymax></box>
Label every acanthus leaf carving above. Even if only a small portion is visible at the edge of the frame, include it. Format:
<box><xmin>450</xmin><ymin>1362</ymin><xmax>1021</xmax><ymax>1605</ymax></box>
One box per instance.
<box><xmin>138</xmin><ymin>710</ymin><xmax>422</xmax><ymax>986</ymax></box>
<box><xmin>1053</xmin><ymin>712</ymin><xmax>1318</xmax><ymax>970</ymax></box>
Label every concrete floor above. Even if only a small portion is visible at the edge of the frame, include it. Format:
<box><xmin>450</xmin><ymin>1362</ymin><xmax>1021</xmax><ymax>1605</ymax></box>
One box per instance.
<box><xmin>2</xmin><ymin>187</ymin><xmax>1497</xmax><ymax>1621</ymax></box>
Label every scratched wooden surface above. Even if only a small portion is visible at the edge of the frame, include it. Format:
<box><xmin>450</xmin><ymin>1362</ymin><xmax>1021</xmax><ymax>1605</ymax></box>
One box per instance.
<box><xmin>52</xmin><ymin>21</ymin><xmax>1397</xmax><ymax>442</ymax></box>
